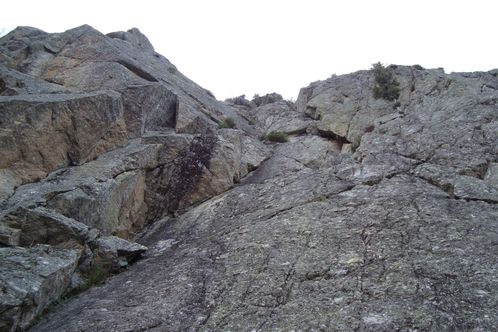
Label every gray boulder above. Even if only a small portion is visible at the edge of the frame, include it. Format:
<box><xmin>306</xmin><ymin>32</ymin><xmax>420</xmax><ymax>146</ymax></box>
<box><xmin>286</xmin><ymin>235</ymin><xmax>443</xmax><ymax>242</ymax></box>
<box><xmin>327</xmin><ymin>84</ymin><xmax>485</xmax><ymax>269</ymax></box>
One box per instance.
<box><xmin>0</xmin><ymin>245</ymin><xmax>80</xmax><ymax>331</ymax></box>
<box><xmin>91</xmin><ymin>235</ymin><xmax>147</xmax><ymax>269</ymax></box>
<box><xmin>252</xmin><ymin>100</ymin><xmax>312</xmax><ymax>136</ymax></box>
<box><xmin>1</xmin><ymin>207</ymin><xmax>90</xmax><ymax>247</ymax></box>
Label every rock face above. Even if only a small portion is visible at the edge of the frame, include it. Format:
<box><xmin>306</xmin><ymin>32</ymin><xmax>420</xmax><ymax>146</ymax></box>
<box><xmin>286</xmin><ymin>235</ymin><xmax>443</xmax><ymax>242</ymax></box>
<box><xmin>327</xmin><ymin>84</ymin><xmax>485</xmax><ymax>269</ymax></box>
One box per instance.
<box><xmin>0</xmin><ymin>25</ymin><xmax>266</xmax><ymax>331</ymax></box>
<box><xmin>0</xmin><ymin>245</ymin><xmax>80</xmax><ymax>331</ymax></box>
<box><xmin>0</xmin><ymin>26</ymin><xmax>497</xmax><ymax>332</ymax></box>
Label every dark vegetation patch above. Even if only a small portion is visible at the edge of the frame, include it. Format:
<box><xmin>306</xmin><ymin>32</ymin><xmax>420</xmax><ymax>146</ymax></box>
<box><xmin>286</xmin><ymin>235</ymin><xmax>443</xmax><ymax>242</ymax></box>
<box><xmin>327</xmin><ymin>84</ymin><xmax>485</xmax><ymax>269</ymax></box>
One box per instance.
<box><xmin>372</xmin><ymin>62</ymin><xmax>400</xmax><ymax>101</ymax></box>
<box><xmin>262</xmin><ymin>131</ymin><xmax>289</xmax><ymax>143</ymax></box>
<box><xmin>219</xmin><ymin>117</ymin><xmax>236</xmax><ymax>129</ymax></box>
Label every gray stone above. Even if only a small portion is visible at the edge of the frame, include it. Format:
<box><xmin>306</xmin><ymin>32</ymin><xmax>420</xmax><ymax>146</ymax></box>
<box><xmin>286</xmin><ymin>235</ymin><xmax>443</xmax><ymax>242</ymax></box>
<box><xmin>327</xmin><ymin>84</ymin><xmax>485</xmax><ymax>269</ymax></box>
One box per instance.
<box><xmin>0</xmin><ymin>141</ymin><xmax>161</xmax><ymax>238</ymax></box>
<box><xmin>0</xmin><ymin>25</ymin><xmax>497</xmax><ymax>332</ymax></box>
<box><xmin>0</xmin><ymin>169</ymin><xmax>21</xmax><ymax>204</ymax></box>
<box><xmin>31</xmin><ymin>64</ymin><xmax>498</xmax><ymax>332</ymax></box>
<box><xmin>253</xmin><ymin>100</ymin><xmax>312</xmax><ymax>136</ymax></box>
<box><xmin>0</xmin><ymin>65</ymin><xmax>68</xmax><ymax>96</ymax></box>
<box><xmin>244</xmin><ymin>135</ymin><xmax>342</xmax><ymax>184</ymax></box>
<box><xmin>454</xmin><ymin>175</ymin><xmax>498</xmax><ymax>203</ymax></box>
<box><xmin>0</xmin><ymin>91</ymin><xmax>128</xmax><ymax>186</ymax></box>
<box><xmin>106</xmin><ymin>28</ymin><xmax>155</xmax><ymax>53</ymax></box>
<box><xmin>484</xmin><ymin>162</ymin><xmax>498</xmax><ymax>185</ymax></box>
<box><xmin>252</xmin><ymin>92</ymin><xmax>283</xmax><ymax>107</ymax></box>
<box><xmin>2</xmin><ymin>207</ymin><xmax>89</xmax><ymax>247</ymax></box>
<box><xmin>240</xmin><ymin>134</ymin><xmax>271</xmax><ymax>177</ymax></box>
<box><xmin>119</xmin><ymin>84</ymin><xmax>178</xmax><ymax>137</ymax></box>
<box><xmin>0</xmin><ymin>24</ymin><xmax>268</xmax><ymax>331</ymax></box>
<box><xmin>296</xmin><ymin>70</ymin><xmax>394</xmax><ymax>143</ymax></box>
<box><xmin>0</xmin><ymin>24</ymin><xmax>254</xmax><ymax>192</ymax></box>
<box><xmin>91</xmin><ymin>235</ymin><xmax>147</xmax><ymax>269</ymax></box>
<box><xmin>175</xmin><ymin>100</ymin><xmax>218</xmax><ymax>134</ymax></box>
<box><xmin>0</xmin><ymin>245</ymin><xmax>80</xmax><ymax>332</ymax></box>
<box><xmin>0</xmin><ymin>223</ymin><xmax>21</xmax><ymax>247</ymax></box>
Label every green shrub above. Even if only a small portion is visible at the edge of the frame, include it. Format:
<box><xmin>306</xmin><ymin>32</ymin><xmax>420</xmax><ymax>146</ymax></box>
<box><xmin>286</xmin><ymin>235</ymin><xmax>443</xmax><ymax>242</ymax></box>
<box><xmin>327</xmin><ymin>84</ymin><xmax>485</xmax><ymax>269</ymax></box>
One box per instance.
<box><xmin>371</xmin><ymin>62</ymin><xmax>400</xmax><ymax>101</ymax></box>
<box><xmin>412</xmin><ymin>64</ymin><xmax>424</xmax><ymax>70</ymax></box>
<box><xmin>82</xmin><ymin>261</ymin><xmax>113</xmax><ymax>290</ymax></box>
<box><xmin>352</xmin><ymin>136</ymin><xmax>362</xmax><ymax>151</ymax></box>
<box><xmin>219</xmin><ymin>117</ymin><xmax>236</xmax><ymax>129</ymax></box>
<box><xmin>263</xmin><ymin>131</ymin><xmax>289</xmax><ymax>143</ymax></box>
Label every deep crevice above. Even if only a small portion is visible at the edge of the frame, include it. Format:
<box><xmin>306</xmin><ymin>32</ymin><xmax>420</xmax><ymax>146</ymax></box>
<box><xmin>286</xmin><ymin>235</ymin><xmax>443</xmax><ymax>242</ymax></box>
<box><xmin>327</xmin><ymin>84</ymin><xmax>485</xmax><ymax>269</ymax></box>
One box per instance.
<box><xmin>315</xmin><ymin>129</ymin><xmax>351</xmax><ymax>145</ymax></box>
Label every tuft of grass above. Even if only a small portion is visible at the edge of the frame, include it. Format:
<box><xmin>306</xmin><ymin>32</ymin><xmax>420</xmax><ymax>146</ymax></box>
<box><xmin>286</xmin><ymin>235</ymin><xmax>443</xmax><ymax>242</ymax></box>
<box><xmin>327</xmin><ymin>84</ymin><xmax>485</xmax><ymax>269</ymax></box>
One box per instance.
<box><xmin>412</xmin><ymin>64</ymin><xmax>424</xmax><ymax>70</ymax></box>
<box><xmin>80</xmin><ymin>260</ymin><xmax>114</xmax><ymax>290</ymax></box>
<box><xmin>219</xmin><ymin>117</ymin><xmax>236</xmax><ymax>129</ymax></box>
<box><xmin>352</xmin><ymin>136</ymin><xmax>362</xmax><ymax>152</ymax></box>
<box><xmin>262</xmin><ymin>131</ymin><xmax>289</xmax><ymax>143</ymax></box>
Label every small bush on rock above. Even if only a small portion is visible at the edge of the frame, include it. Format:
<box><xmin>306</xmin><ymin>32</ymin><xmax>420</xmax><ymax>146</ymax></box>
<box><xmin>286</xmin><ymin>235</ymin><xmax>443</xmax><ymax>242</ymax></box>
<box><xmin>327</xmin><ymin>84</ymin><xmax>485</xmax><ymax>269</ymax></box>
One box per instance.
<box><xmin>81</xmin><ymin>260</ymin><xmax>114</xmax><ymax>290</ymax></box>
<box><xmin>225</xmin><ymin>95</ymin><xmax>253</xmax><ymax>108</ymax></box>
<box><xmin>372</xmin><ymin>62</ymin><xmax>400</xmax><ymax>101</ymax></box>
<box><xmin>263</xmin><ymin>131</ymin><xmax>289</xmax><ymax>143</ymax></box>
<box><xmin>219</xmin><ymin>117</ymin><xmax>236</xmax><ymax>129</ymax></box>
<box><xmin>413</xmin><ymin>64</ymin><xmax>424</xmax><ymax>70</ymax></box>
<box><xmin>252</xmin><ymin>93</ymin><xmax>283</xmax><ymax>107</ymax></box>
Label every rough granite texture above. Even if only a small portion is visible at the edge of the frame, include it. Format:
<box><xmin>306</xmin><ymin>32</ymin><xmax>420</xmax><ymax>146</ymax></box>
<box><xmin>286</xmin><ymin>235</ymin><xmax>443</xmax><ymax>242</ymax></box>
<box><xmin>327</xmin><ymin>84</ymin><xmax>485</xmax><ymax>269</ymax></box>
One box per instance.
<box><xmin>0</xmin><ymin>25</ymin><xmax>497</xmax><ymax>332</ymax></box>
<box><xmin>0</xmin><ymin>25</ymin><xmax>265</xmax><ymax>331</ymax></box>
<box><xmin>32</xmin><ymin>65</ymin><xmax>498</xmax><ymax>331</ymax></box>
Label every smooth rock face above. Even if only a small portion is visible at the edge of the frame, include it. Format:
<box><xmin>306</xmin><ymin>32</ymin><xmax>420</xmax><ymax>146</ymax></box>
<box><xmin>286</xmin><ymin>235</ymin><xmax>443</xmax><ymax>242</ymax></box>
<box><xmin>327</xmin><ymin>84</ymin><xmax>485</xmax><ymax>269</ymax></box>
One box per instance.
<box><xmin>0</xmin><ymin>91</ymin><xmax>128</xmax><ymax>183</ymax></box>
<box><xmin>1</xmin><ymin>25</ymin><xmax>497</xmax><ymax>332</ymax></box>
<box><xmin>252</xmin><ymin>100</ymin><xmax>312</xmax><ymax>136</ymax></box>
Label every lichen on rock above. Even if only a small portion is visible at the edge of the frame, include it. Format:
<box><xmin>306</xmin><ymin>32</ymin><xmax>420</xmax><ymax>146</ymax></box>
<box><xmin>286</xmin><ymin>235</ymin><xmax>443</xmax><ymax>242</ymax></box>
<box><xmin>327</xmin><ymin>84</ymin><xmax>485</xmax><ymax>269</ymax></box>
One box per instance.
<box><xmin>0</xmin><ymin>25</ymin><xmax>497</xmax><ymax>332</ymax></box>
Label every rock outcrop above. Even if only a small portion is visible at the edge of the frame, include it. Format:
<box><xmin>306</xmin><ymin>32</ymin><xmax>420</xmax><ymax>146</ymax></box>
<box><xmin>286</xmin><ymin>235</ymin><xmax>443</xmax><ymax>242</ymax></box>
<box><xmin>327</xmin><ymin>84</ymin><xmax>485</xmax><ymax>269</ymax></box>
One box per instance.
<box><xmin>1</xmin><ymin>25</ymin><xmax>497</xmax><ymax>332</ymax></box>
<box><xmin>0</xmin><ymin>25</ymin><xmax>266</xmax><ymax>331</ymax></box>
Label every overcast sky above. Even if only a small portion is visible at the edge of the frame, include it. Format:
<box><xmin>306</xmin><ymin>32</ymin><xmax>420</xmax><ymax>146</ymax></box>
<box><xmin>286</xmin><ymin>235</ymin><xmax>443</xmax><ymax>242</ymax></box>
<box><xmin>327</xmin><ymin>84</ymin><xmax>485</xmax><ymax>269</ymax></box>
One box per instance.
<box><xmin>1</xmin><ymin>0</ymin><xmax>497</xmax><ymax>100</ymax></box>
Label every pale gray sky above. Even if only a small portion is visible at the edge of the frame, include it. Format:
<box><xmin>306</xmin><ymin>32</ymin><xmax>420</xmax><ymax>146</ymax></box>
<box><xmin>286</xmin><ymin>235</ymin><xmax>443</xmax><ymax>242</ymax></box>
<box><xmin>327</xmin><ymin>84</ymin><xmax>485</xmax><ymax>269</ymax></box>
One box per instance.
<box><xmin>1</xmin><ymin>0</ymin><xmax>497</xmax><ymax>100</ymax></box>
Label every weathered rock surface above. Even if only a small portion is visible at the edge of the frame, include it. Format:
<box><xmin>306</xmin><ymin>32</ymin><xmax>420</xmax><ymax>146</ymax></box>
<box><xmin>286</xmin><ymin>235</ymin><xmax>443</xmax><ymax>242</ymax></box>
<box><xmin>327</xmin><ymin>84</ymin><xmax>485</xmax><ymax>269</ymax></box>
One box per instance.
<box><xmin>1</xmin><ymin>25</ymin><xmax>497</xmax><ymax>332</ymax></box>
<box><xmin>0</xmin><ymin>245</ymin><xmax>80</xmax><ymax>331</ymax></box>
<box><xmin>91</xmin><ymin>235</ymin><xmax>147</xmax><ymax>269</ymax></box>
<box><xmin>252</xmin><ymin>92</ymin><xmax>284</xmax><ymax>107</ymax></box>
<box><xmin>0</xmin><ymin>25</ymin><xmax>255</xmax><ymax>197</ymax></box>
<box><xmin>0</xmin><ymin>25</ymin><xmax>266</xmax><ymax>331</ymax></box>
<box><xmin>0</xmin><ymin>91</ymin><xmax>128</xmax><ymax>184</ymax></box>
<box><xmin>28</xmin><ymin>63</ymin><xmax>498</xmax><ymax>332</ymax></box>
<box><xmin>252</xmin><ymin>100</ymin><xmax>312</xmax><ymax>136</ymax></box>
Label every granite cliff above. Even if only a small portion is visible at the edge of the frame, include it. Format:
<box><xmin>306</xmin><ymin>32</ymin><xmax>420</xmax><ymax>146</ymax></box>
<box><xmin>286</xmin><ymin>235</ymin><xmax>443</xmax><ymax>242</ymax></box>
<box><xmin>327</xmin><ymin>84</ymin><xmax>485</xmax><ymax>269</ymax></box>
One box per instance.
<box><xmin>0</xmin><ymin>26</ymin><xmax>497</xmax><ymax>331</ymax></box>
